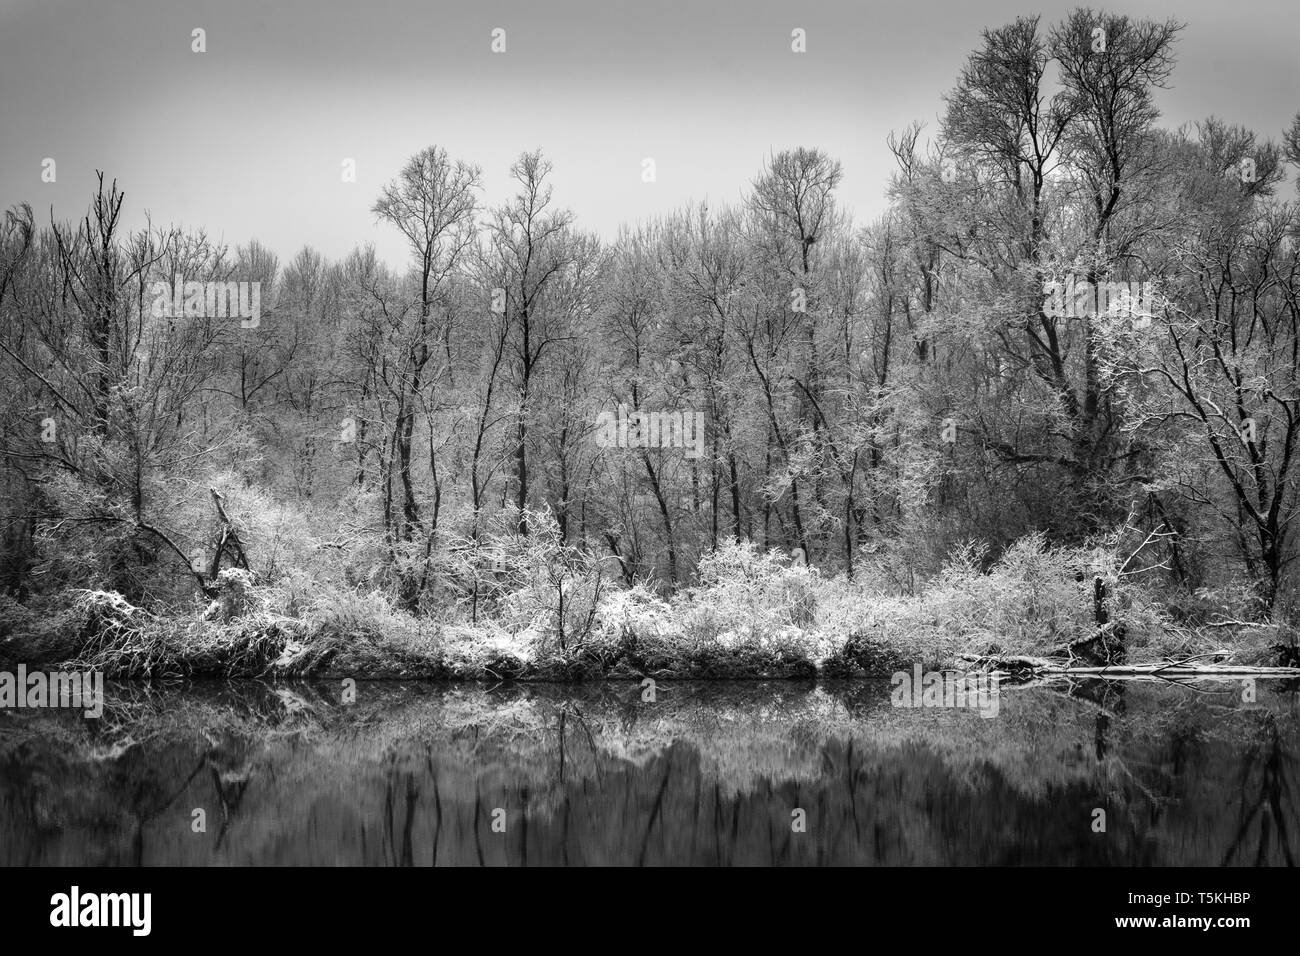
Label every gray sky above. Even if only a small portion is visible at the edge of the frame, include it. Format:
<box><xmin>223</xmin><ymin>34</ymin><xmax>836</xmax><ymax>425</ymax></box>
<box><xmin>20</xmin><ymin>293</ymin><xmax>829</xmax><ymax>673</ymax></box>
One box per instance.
<box><xmin>1</xmin><ymin>0</ymin><xmax>1296</xmax><ymax>268</ymax></box>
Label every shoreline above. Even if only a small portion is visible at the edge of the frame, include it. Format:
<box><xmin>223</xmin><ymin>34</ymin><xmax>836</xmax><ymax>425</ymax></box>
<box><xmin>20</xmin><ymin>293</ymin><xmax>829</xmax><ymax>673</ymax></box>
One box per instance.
<box><xmin>4</xmin><ymin>617</ymin><xmax>1296</xmax><ymax>684</ymax></box>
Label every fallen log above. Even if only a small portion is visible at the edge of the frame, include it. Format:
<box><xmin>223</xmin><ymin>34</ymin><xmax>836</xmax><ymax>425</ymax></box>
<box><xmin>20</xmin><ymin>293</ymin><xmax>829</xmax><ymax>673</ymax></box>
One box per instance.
<box><xmin>1036</xmin><ymin>664</ymin><xmax>1300</xmax><ymax>677</ymax></box>
<box><xmin>1047</xmin><ymin>620</ymin><xmax>1127</xmax><ymax>666</ymax></box>
<box><xmin>959</xmin><ymin>652</ymin><xmax>1300</xmax><ymax>679</ymax></box>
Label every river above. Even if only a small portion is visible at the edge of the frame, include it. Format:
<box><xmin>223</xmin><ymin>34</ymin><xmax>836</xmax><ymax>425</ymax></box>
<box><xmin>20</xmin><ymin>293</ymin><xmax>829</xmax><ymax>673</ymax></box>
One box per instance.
<box><xmin>1</xmin><ymin>678</ymin><xmax>1296</xmax><ymax>865</ymax></box>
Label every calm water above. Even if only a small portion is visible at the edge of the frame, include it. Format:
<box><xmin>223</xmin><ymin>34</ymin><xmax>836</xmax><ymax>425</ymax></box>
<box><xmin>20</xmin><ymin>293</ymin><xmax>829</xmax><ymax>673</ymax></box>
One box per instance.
<box><xmin>1</xmin><ymin>678</ymin><xmax>1296</xmax><ymax>866</ymax></box>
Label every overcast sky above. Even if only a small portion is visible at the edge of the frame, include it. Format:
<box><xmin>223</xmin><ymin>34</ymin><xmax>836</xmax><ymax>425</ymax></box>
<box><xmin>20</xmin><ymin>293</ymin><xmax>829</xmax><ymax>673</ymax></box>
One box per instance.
<box><xmin>1</xmin><ymin>0</ymin><xmax>1296</xmax><ymax>268</ymax></box>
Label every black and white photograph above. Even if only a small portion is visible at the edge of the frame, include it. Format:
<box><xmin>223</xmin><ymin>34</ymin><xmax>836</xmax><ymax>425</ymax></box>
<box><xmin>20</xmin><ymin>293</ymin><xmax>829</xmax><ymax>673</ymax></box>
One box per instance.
<box><xmin>0</xmin><ymin>0</ymin><xmax>1296</xmax><ymax>935</ymax></box>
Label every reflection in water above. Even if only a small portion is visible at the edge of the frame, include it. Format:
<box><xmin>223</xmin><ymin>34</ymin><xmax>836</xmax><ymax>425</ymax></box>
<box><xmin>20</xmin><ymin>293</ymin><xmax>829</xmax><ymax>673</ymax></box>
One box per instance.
<box><xmin>1</xmin><ymin>679</ymin><xmax>1296</xmax><ymax>866</ymax></box>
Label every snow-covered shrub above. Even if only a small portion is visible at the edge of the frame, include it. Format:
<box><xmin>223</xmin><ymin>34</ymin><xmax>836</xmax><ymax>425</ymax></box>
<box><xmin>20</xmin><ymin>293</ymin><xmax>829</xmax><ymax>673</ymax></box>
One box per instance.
<box><xmin>671</xmin><ymin>540</ymin><xmax>823</xmax><ymax>661</ymax></box>
<box><xmin>487</xmin><ymin>509</ymin><xmax>610</xmax><ymax>652</ymax></box>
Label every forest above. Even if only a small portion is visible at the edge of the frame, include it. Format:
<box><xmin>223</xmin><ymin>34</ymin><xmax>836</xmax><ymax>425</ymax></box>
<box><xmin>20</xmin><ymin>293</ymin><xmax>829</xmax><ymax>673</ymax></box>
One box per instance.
<box><xmin>2</xmin><ymin>9</ymin><xmax>1298</xmax><ymax>680</ymax></box>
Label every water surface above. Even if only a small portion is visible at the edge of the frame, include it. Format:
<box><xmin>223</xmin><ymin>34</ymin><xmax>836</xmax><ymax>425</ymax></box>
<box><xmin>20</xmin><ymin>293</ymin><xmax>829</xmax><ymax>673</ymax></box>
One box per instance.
<box><xmin>1</xmin><ymin>678</ymin><xmax>1296</xmax><ymax>865</ymax></box>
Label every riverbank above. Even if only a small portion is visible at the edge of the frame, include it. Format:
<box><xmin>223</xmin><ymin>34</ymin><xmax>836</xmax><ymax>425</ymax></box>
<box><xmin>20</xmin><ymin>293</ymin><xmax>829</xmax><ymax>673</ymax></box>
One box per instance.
<box><xmin>2</xmin><ymin>538</ymin><xmax>1294</xmax><ymax>681</ymax></box>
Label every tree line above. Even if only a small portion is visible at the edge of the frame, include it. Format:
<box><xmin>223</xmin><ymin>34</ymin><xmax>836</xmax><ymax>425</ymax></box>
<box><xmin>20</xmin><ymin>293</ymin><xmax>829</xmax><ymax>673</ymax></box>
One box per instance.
<box><xmin>2</xmin><ymin>9</ymin><xmax>1298</xmax><ymax>624</ymax></box>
